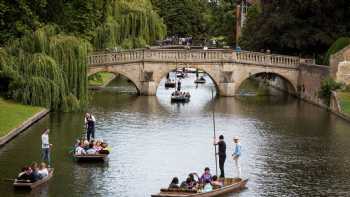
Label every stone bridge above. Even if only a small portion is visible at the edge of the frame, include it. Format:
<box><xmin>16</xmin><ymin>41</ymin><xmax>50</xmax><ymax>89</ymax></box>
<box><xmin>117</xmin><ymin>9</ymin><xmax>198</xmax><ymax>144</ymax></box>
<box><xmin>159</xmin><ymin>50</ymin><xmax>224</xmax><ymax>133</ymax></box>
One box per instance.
<box><xmin>87</xmin><ymin>48</ymin><xmax>317</xmax><ymax>96</ymax></box>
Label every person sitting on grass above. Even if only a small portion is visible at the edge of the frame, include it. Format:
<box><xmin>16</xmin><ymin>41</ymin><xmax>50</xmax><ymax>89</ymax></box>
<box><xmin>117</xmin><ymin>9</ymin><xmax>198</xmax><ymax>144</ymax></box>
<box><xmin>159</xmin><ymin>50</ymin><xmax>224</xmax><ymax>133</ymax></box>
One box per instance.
<box><xmin>211</xmin><ymin>175</ymin><xmax>223</xmax><ymax>187</ymax></box>
<box><xmin>203</xmin><ymin>179</ymin><xmax>213</xmax><ymax>192</ymax></box>
<box><xmin>168</xmin><ymin>177</ymin><xmax>180</xmax><ymax>189</ymax></box>
<box><xmin>75</xmin><ymin>142</ymin><xmax>86</xmax><ymax>155</ymax></box>
<box><xmin>86</xmin><ymin>142</ymin><xmax>97</xmax><ymax>155</ymax></box>
<box><xmin>38</xmin><ymin>162</ymin><xmax>49</xmax><ymax>178</ymax></box>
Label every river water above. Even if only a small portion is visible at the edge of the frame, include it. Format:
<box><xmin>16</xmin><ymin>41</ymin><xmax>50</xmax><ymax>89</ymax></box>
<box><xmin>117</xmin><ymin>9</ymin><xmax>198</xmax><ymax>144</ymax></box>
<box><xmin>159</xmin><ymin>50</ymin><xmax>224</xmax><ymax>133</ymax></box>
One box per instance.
<box><xmin>1</xmin><ymin>73</ymin><xmax>350</xmax><ymax>197</ymax></box>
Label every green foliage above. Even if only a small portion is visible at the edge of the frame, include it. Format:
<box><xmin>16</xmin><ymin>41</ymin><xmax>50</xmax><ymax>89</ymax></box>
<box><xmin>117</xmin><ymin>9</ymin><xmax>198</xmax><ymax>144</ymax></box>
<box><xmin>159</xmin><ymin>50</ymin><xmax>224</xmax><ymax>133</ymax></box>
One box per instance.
<box><xmin>239</xmin><ymin>0</ymin><xmax>350</xmax><ymax>58</ymax></box>
<box><xmin>93</xmin><ymin>0</ymin><xmax>166</xmax><ymax>49</ymax></box>
<box><xmin>1</xmin><ymin>26</ymin><xmax>91</xmax><ymax>111</ymax></box>
<box><xmin>324</xmin><ymin>37</ymin><xmax>350</xmax><ymax>65</ymax></box>
<box><xmin>0</xmin><ymin>0</ymin><xmax>165</xmax><ymax>111</ymax></box>
<box><xmin>319</xmin><ymin>78</ymin><xmax>343</xmax><ymax>105</ymax></box>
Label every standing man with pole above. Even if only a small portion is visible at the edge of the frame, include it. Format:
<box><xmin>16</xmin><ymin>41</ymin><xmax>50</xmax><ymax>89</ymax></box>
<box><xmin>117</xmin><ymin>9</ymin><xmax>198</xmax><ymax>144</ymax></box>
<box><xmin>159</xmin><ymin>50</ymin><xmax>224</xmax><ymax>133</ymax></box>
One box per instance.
<box><xmin>214</xmin><ymin>135</ymin><xmax>226</xmax><ymax>178</ymax></box>
<box><xmin>232</xmin><ymin>136</ymin><xmax>242</xmax><ymax>178</ymax></box>
<box><xmin>41</xmin><ymin>129</ymin><xmax>52</xmax><ymax>167</ymax></box>
<box><xmin>85</xmin><ymin>113</ymin><xmax>96</xmax><ymax>141</ymax></box>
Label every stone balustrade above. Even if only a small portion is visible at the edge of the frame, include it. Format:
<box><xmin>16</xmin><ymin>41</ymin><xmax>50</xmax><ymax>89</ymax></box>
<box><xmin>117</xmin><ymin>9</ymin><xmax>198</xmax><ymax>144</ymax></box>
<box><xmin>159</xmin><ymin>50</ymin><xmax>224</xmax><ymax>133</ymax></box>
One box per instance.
<box><xmin>88</xmin><ymin>49</ymin><xmax>314</xmax><ymax>68</ymax></box>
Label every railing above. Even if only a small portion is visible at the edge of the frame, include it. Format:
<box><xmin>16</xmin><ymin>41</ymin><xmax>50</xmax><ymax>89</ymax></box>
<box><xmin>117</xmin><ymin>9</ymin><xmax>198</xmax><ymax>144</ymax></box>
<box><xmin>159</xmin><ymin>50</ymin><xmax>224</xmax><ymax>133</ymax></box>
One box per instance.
<box><xmin>88</xmin><ymin>49</ymin><xmax>314</xmax><ymax>68</ymax></box>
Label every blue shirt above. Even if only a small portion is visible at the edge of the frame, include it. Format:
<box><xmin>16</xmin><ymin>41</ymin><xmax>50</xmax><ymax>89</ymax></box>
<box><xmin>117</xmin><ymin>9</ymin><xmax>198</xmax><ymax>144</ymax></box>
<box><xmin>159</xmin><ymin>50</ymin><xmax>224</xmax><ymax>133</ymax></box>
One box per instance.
<box><xmin>233</xmin><ymin>143</ymin><xmax>242</xmax><ymax>157</ymax></box>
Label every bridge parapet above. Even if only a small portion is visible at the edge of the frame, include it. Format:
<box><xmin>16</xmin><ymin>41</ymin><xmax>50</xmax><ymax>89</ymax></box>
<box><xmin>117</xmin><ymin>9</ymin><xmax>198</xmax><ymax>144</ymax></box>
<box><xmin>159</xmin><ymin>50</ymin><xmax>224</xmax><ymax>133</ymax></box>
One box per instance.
<box><xmin>88</xmin><ymin>49</ymin><xmax>314</xmax><ymax>68</ymax></box>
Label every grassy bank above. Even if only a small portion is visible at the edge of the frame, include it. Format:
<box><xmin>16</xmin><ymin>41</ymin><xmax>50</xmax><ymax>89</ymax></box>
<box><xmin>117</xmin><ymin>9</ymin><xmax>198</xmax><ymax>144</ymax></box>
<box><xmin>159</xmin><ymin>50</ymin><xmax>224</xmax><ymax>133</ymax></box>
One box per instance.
<box><xmin>338</xmin><ymin>92</ymin><xmax>350</xmax><ymax>116</ymax></box>
<box><xmin>88</xmin><ymin>72</ymin><xmax>115</xmax><ymax>87</ymax></box>
<box><xmin>0</xmin><ymin>97</ymin><xmax>43</xmax><ymax>137</ymax></box>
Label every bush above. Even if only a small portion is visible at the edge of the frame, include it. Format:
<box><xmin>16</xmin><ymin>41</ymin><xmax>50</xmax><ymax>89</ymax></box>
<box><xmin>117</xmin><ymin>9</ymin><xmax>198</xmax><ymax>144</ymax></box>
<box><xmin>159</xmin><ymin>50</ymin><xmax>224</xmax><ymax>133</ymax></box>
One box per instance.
<box><xmin>319</xmin><ymin>77</ymin><xmax>343</xmax><ymax>105</ymax></box>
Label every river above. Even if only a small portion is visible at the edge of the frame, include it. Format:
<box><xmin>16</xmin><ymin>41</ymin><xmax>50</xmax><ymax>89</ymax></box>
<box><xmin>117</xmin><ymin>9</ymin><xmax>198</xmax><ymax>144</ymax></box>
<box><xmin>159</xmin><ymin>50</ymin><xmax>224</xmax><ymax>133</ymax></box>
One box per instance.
<box><xmin>0</xmin><ymin>73</ymin><xmax>350</xmax><ymax>197</ymax></box>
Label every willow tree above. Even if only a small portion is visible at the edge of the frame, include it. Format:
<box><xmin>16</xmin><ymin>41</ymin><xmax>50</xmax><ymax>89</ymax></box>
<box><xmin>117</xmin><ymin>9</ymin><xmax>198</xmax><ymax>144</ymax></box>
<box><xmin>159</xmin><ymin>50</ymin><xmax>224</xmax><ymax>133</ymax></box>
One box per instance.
<box><xmin>2</xmin><ymin>25</ymin><xmax>91</xmax><ymax>111</ymax></box>
<box><xmin>93</xmin><ymin>0</ymin><xmax>166</xmax><ymax>49</ymax></box>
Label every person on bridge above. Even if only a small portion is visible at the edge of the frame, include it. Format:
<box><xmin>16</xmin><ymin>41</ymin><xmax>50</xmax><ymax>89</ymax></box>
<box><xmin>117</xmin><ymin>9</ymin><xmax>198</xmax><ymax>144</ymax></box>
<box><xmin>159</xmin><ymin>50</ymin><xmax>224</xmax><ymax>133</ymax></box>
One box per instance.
<box><xmin>215</xmin><ymin>135</ymin><xmax>227</xmax><ymax>178</ymax></box>
<box><xmin>85</xmin><ymin>113</ymin><xmax>96</xmax><ymax>141</ymax></box>
<box><xmin>232</xmin><ymin>136</ymin><xmax>242</xmax><ymax>178</ymax></box>
<box><xmin>177</xmin><ymin>80</ymin><xmax>182</xmax><ymax>91</ymax></box>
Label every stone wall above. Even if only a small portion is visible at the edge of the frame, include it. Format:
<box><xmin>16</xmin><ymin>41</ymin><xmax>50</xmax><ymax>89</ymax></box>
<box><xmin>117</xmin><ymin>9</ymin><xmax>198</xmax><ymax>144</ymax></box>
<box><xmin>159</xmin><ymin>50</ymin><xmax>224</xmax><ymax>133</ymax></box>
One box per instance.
<box><xmin>298</xmin><ymin>64</ymin><xmax>330</xmax><ymax>106</ymax></box>
<box><xmin>330</xmin><ymin>45</ymin><xmax>350</xmax><ymax>79</ymax></box>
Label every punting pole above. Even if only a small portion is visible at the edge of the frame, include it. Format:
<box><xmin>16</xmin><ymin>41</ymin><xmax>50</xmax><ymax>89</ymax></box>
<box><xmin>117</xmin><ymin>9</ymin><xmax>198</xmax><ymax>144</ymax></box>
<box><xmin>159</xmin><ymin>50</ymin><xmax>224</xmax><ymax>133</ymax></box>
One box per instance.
<box><xmin>211</xmin><ymin>88</ymin><xmax>218</xmax><ymax>176</ymax></box>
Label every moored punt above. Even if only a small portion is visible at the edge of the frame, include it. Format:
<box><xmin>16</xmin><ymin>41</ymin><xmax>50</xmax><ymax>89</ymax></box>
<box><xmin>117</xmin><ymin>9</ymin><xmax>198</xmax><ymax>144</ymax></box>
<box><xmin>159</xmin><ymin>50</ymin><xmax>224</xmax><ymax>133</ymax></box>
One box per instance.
<box><xmin>151</xmin><ymin>178</ymin><xmax>248</xmax><ymax>197</ymax></box>
<box><xmin>171</xmin><ymin>95</ymin><xmax>190</xmax><ymax>103</ymax></box>
<box><xmin>73</xmin><ymin>154</ymin><xmax>108</xmax><ymax>162</ymax></box>
<box><xmin>165</xmin><ymin>81</ymin><xmax>176</xmax><ymax>88</ymax></box>
<box><xmin>194</xmin><ymin>77</ymin><xmax>206</xmax><ymax>84</ymax></box>
<box><xmin>13</xmin><ymin>168</ymin><xmax>54</xmax><ymax>189</ymax></box>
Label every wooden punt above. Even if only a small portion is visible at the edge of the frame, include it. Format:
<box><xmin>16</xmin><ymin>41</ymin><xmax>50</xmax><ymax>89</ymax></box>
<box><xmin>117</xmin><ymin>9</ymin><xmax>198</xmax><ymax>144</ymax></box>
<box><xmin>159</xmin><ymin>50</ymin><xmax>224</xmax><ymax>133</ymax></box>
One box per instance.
<box><xmin>13</xmin><ymin>168</ymin><xmax>54</xmax><ymax>189</ymax></box>
<box><xmin>73</xmin><ymin>154</ymin><xmax>108</xmax><ymax>162</ymax></box>
<box><xmin>194</xmin><ymin>78</ymin><xmax>206</xmax><ymax>84</ymax></box>
<box><xmin>165</xmin><ymin>81</ymin><xmax>176</xmax><ymax>88</ymax></box>
<box><xmin>151</xmin><ymin>178</ymin><xmax>248</xmax><ymax>197</ymax></box>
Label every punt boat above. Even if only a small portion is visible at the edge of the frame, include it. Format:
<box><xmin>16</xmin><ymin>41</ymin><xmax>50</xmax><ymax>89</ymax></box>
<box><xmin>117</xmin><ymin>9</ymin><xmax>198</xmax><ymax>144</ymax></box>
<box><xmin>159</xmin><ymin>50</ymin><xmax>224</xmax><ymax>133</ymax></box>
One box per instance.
<box><xmin>151</xmin><ymin>178</ymin><xmax>248</xmax><ymax>197</ymax></box>
<box><xmin>13</xmin><ymin>168</ymin><xmax>54</xmax><ymax>189</ymax></box>
<box><xmin>73</xmin><ymin>154</ymin><xmax>108</xmax><ymax>162</ymax></box>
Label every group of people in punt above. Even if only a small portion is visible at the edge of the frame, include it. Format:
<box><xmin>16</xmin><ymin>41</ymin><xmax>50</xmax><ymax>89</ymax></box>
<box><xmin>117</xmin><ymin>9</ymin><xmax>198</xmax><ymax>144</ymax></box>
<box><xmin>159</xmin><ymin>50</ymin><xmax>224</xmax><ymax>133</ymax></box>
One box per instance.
<box><xmin>168</xmin><ymin>167</ymin><xmax>222</xmax><ymax>193</ymax></box>
<box><xmin>168</xmin><ymin>135</ymin><xmax>242</xmax><ymax>193</ymax></box>
<box><xmin>17</xmin><ymin>162</ymin><xmax>49</xmax><ymax>183</ymax></box>
<box><xmin>74</xmin><ymin>139</ymin><xmax>110</xmax><ymax>155</ymax></box>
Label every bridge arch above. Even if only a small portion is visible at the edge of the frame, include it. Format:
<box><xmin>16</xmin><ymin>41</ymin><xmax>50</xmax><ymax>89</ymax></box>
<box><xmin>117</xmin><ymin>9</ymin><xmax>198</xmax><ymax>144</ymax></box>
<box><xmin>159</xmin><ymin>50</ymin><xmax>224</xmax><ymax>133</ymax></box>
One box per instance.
<box><xmin>88</xmin><ymin>65</ymin><xmax>141</xmax><ymax>94</ymax></box>
<box><xmin>154</xmin><ymin>63</ymin><xmax>221</xmax><ymax>93</ymax></box>
<box><xmin>235</xmin><ymin>70</ymin><xmax>298</xmax><ymax>95</ymax></box>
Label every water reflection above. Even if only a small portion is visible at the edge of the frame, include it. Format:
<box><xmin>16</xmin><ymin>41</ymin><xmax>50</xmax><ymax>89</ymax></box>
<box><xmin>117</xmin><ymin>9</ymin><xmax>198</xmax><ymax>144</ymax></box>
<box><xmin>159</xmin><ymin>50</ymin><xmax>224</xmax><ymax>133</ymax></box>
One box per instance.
<box><xmin>0</xmin><ymin>74</ymin><xmax>350</xmax><ymax>196</ymax></box>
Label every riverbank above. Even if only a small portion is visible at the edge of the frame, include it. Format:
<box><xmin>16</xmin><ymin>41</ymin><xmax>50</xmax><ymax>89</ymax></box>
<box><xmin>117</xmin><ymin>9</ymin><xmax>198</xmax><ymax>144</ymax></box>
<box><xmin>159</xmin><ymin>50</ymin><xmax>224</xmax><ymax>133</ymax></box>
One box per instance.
<box><xmin>0</xmin><ymin>98</ymin><xmax>49</xmax><ymax>146</ymax></box>
<box><xmin>88</xmin><ymin>72</ymin><xmax>116</xmax><ymax>89</ymax></box>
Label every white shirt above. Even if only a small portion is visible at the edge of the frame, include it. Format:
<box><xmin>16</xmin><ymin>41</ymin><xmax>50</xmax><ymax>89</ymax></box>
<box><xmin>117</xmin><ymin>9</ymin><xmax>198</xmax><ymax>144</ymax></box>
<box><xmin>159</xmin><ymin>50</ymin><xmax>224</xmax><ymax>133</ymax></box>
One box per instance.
<box><xmin>84</xmin><ymin>115</ymin><xmax>96</xmax><ymax>124</ymax></box>
<box><xmin>41</xmin><ymin>134</ymin><xmax>50</xmax><ymax>149</ymax></box>
<box><xmin>86</xmin><ymin>148</ymin><xmax>97</xmax><ymax>155</ymax></box>
<box><xmin>38</xmin><ymin>168</ymin><xmax>49</xmax><ymax>178</ymax></box>
<box><xmin>75</xmin><ymin>146</ymin><xmax>86</xmax><ymax>155</ymax></box>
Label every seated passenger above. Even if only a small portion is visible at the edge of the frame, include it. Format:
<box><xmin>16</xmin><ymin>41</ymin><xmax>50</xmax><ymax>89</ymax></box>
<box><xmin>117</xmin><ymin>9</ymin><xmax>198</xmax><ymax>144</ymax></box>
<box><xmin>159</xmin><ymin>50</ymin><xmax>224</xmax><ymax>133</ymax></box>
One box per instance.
<box><xmin>38</xmin><ymin>162</ymin><xmax>49</xmax><ymax>178</ymax></box>
<box><xmin>17</xmin><ymin>167</ymin><xmax>27</xmax><ymax>178</ymax></box>
<box><xmin>188</xmin><ymin>173</ymin><xmax>199</xmax><ymax>189</ymax></box>
<box><xmin>203</xmin><ymin>179</ymin><xmax>213</xmax><ymax>192</ymax></box>
<box><xmin>200</xmin><ymin>167</ymin><xmax>212</xmax><ymax>184</ymax></box>
<box><xmin>94</xmin><ymin>140</ymin><xmax>102</xmax><ymax>152</ymax></box>
<box><xmin>75</xmin><ymin>142</ymin><xmax>86</xmax><ymax>155</ymax></box>
<box><xmin>86</xmin><ymin>143</ymin><xmax>97</xmax><ymax>155</ymax></box>
<box><xmin>17</xmin><ymin>167</ymin><xmax>35</xmax><ymax>182</ymax></box>
<box><xmin>211</xmin><ymin>175</ymin><xmax>223</xmax><ymax>187</ymax></box>
<box><xmin>31</xmin><ymin>162</ymin><xmax>41</xmax><ymax>181</ymax></box>
<box><xmin>99</xmin><ymin>143</ymin><xmax>111</xmax><ymax>154</ymax></box>
<box><xmin>168</xmin><ymin>177</ymin><xmax>180</xmax><ymax>189</ymax></box>
<box><xmin>83</xmin><ymin>140</ymin><xmax>90</xmax><ymax>150</ymax></box>
<box><xmin>180</xmin><ymin>177</ymin><xmax>192</xmax><ymax>189</ymax></box>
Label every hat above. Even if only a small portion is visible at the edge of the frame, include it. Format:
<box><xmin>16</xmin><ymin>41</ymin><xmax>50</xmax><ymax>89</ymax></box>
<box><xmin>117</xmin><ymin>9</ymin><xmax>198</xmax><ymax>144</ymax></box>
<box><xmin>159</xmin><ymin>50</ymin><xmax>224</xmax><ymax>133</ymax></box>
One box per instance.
<box><xmin>233</xmin><ymin>136</ymin><xmax>239</xmax><ymax>140</ymax></box>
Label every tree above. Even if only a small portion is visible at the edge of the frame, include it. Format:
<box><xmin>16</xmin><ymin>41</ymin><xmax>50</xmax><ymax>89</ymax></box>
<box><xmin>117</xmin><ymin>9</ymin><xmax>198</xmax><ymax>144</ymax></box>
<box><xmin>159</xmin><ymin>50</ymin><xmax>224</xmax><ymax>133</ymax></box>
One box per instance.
<box><xmin>239</xmin><ymin>0</ymin><xmax>350</xmax><ymax>61</ymax></box>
